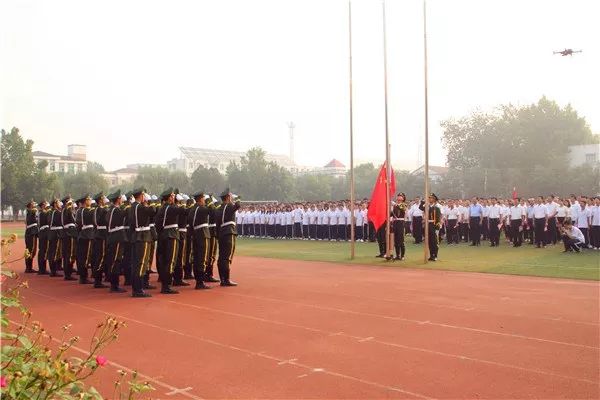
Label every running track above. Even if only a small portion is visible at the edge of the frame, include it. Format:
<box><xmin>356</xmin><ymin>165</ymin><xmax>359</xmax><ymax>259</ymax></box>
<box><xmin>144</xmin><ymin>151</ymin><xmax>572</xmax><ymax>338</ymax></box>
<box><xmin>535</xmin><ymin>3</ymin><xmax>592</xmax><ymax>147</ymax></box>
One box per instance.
<box><xmin>9</xmin><ymin>246</ymin><xmax>600</xmax><ymax>399</ymax></box>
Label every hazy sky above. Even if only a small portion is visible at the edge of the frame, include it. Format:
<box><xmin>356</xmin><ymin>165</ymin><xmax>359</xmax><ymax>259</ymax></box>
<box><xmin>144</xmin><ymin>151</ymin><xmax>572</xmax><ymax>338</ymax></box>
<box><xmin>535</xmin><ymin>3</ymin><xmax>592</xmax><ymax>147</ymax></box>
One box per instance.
<box><xmin>2</xmin><ymin>0</ymin><xmax>598</xmax><ymax>172</ymax></box>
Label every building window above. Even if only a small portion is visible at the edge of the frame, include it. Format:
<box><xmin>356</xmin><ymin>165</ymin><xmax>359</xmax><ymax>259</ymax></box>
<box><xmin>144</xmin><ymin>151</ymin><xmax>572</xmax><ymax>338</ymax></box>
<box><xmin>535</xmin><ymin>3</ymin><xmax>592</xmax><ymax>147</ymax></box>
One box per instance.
<box><xmin>585</xmin><ymin>153</ymin><xmax>597</xmax><ymax>163</ymax></box>
<box><xmin>68</xmin><ymin>164</ymin><xmax>75</xmax><ymax>173</ymax></box>
<box><xmin>49</xmin><ymin>162</ymin><xmax>55</xmax><ymax>172</ymax></box>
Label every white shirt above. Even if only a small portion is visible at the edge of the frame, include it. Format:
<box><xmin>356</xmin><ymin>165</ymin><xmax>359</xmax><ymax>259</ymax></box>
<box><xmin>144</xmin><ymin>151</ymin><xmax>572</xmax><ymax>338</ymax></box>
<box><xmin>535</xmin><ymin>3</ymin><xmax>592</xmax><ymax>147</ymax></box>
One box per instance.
<box><xmin>446</xmin><ymin>207</ymin><xmax>460</xmax><ymax>220</ymax></box>
<box><xmin>285</xmin><ymin>212</ymin><xmax>293</xmax><ymax>225</ymax></box>
<box><xmin>565</xmin><ymin>226</ymin><xmax>585</xmax><ymax>243</ymax></box>
<box><xmin>328</xmin><ymin>210</ymin><xmax>337</xmax><ymax>225</ymax></box>
<box><xmin>577</xmin><ymin>207</ymin><xmax>589</xmax><ymax>228</ymax></box>
<box><xmin>482</xmin><ymin>205</ymin><xmax>490</xmax><ymax>218</ymax></box>
<box><xmin>591</xmin><ymin>205</ymin><xmax>600</xmax><ymax>226</ymax></box>
<box><xmin>556</xmin><ymin>206</ymin><xmax>569</xmax><ymax>218</ymax></box>
<box><xmin>302</xmin><ymin>210</ymin><xmax>310</xmax><ymax>225</ymax></box>
<box><xmin>293</xmin><ymin>208</ymin><xmax>303</xmax><ymax>223</ymax></box>
<box><xmin>336</xmin><ymin>209</ymin><xmax>346</xmax><ymax>225</ymax></box>
<box><xmin>355</xmin><ymin>209</ymin><xmax>364</xmax><ymax>225</ymax></box>
<box><xmin>570</xmin><ymin>202</ymin><xmax>581</xmax><ymax>221</ymax></box>
<box><xmin>533</xmin><ymin>204</ymin><xmax>548</xmax><ymax>219</ymax></box>
<box><xmin>545</xmin><ymin>202</ymin><xmax>559</xmax><ymax>217</ymax></box>
<box><xmin>459</xmin><ymin>206</ymin><xmax>469</xmax><ymax>221</ymax></box>
<box><xmin>487</xmin><ymin>204</ymin><xmax>502</xmax><ymax>219</ymax></box>
<box><xmin>509</xmin><ymin>205</ymin><xmax>525</xmax><ymax>220</ymax></box>
<box><xmin>410</xmin><ymin>203</ymin><xmax>423</xmax><ymax>217</ymax></box>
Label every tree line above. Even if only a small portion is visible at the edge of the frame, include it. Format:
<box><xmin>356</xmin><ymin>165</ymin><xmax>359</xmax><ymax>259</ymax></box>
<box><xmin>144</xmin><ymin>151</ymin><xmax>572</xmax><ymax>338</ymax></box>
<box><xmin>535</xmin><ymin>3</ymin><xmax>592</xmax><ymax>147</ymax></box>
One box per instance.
<box><xmin>2</xmin><ymin>96</ymin><xmax>598</xmax><ymax>218</ymax></box>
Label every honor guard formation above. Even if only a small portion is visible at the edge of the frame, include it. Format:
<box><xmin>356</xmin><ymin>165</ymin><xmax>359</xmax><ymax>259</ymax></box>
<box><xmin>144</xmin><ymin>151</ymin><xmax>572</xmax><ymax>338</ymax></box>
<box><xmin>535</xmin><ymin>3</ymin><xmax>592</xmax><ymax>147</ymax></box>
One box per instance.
<box><xmin>23</xmin><ymin>187</ymin><xmax>241</xmax><ymax>298</ymax></box>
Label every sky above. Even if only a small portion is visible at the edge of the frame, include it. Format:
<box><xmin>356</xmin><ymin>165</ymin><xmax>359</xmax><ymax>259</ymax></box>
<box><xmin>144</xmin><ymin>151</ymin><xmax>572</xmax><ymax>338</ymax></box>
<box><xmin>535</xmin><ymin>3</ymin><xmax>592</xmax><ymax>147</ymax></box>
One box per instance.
<box><xmin>1</xmin><ymin>0</ymin><xmax>598</xmax><ymax>172</ymax></box>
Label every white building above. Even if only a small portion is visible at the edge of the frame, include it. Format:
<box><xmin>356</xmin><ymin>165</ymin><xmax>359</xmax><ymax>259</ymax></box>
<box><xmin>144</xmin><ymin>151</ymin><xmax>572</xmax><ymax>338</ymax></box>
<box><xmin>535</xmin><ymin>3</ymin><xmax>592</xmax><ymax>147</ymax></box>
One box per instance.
<box><xmin>299</xmin><ymin>159</ymin><xmax>348</xmax><ymax>178</ymax></box>
<box><xmin>168</xmin><ymin>147</ymin><xmax>297</xmax><ymax>176</ymax></box>
<box><xmin>101</xmin><ymin>168</ymin><xmax>139</xmax><ymax>187</ymax></box>
<box><xmin>568</xmin><ymin>144</ymin><xmax>600</xmax><ymax>167</ymax></box>
<box><xmin>410</xmin><ymin>165</ymin><xmax>449</xmax><ymax>183</ymax></box>
<box><xmin>32</xmin><ymin>144</ymin><xmax>88</xmax><ymax>174</ymax></box>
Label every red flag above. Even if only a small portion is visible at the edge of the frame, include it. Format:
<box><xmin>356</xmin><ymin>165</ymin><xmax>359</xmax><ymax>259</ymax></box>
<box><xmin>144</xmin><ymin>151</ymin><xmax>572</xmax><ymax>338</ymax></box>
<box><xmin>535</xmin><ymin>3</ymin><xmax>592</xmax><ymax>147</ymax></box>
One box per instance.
<box><xmin>367</xmin><ymin>163</ymin><xmax>396</xmax><ymax>231</ymax></box>
<box><xmin>512</xmin><ymin>187</ymin><xmax>517</xmax><ymax>200</ymax></box>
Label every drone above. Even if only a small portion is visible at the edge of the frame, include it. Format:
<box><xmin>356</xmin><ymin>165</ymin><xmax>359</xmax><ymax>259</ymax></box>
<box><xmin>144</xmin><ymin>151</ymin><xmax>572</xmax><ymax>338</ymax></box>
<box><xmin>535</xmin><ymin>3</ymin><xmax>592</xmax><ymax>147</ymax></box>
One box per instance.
<box><xmin>553</xmin><ymin>48</ymin><xmax>582</xmax><ymax>56</ymax></box>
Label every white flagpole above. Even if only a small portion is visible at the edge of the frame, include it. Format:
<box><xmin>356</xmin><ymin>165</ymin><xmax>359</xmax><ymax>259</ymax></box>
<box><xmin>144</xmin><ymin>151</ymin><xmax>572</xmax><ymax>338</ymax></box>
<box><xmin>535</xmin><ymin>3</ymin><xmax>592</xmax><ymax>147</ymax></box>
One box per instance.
<box><xmin>382</xmin><ymin>0</ymin><xmax>392</xmax><ymax>260</ymax></box>
<box><xmin>348</xmin><ymin>0</ymin><xmax>356</xmax><ymax>260</ymax></box>
<box><xmin>423</xmin><ymin>0</ymin><xmax>431</xmax><ymax>263</ymax></box>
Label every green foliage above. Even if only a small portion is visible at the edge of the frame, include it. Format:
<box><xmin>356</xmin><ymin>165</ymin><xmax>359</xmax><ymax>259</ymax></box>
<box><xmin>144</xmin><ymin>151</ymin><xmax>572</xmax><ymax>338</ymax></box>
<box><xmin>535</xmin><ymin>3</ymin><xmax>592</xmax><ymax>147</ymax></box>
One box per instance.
<box><xmin>132</xmin><ymin>167</ymin><xmax>192</xmax><ymax>195</ymax></box>
<box><xmin>87</xmin><ymin>162</ymin><xmax>105</xmax><ymax>174</ymax></box>
<box><xmin>0</xmin><ymin>238</ymin><xmax>154</xmax><ymax>399</ymax></box>
<box><xmin>59</xmin><ymin>172</ymin><xmax>109</xmax><ymax>199</ymax></box>
<box><xmin>190</xmin><ymin>166</ymin><xmax>225</xmax><ymax>195</ymax></box>
<box><xmin>441</xmin><ymin>97</ymin><xmax>598</xmax><ymax>197</ymax></box>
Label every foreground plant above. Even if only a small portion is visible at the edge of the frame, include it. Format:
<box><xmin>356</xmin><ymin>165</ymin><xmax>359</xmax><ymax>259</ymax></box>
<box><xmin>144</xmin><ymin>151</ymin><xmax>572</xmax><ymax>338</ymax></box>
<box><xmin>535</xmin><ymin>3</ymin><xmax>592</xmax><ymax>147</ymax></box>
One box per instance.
<box><xmin>1</xmin><ymin>236</ymin><xmax>154</xmax><ymax>399</ymax></box>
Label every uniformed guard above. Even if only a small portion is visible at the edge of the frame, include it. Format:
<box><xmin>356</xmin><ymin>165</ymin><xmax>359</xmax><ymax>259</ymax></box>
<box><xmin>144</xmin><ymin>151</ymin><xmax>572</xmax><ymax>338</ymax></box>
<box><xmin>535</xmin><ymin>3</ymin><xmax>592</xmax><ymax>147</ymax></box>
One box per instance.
<box><xmin>216</xmin><ymin>189</ymin><xmax>241</xmax><ymax>286</ymax></box>
<box><xmin>173</xmin><ymin>193</ymin><xmax>191</xmax><ymax>286</ymax></box>
<box><xmin>391</xmin><ymin>193</ymin><xmax>407</xmax><ymax>260</ymax></box>
<box><xmin>121</xmin><ymin>191</ymin><xmax>133</xmax><ymax>286</ymax></box>
<box><xmin>24</xmin><ymin>200</ymin><xmax>39</xmax><ymax>273</ymax></box>
<box><xmin>36</xmin><ymin>200</ymin><xmax>50</xmax><ymax>275</ymax></box>
<box><xmin>148</xmin><ymin>195</ymin><xmax>159</xmax><ymax>275</ymax></box>
<box><xmin>204</xmin><ymin>195</ymin><xmax>220</xmax><ymax>283</ymax></box>
<box><xmin>183</xmin><ymin>196</ymin><xmax>195</xmax><ymax>280</ymax></box>
<box><xmin>47</xmin><ymin>198</ymin><xmax>65</xmax><ymax>277</ymax></box>
<box><xmin>188</xmin><ymin>192</ymin><xmax>212</xmax><ymax>289</ymax></box>
<box><xmin>61</xmin><ymin>196</ymin><xmax>79</xmax><ymax>280</ymax></box>
<box><xmin>420</xmin><ymin>193</ymin><xmax>442</xmax><ymax>261</ymax></box>
<box><xmin>128</xmin><ymin>187</ymin><xmax>157</xmax><ymax>297</ymax></box>
<box><xmin>105</xmin><ymin>191</ymin><xmax>128</xmax><ymax>293</ymax></box>
<box><xmin>91</xmin><ymin>192</ymin><xmax>109</xmax><ymax>288</ymax></box>
<box><xmin>155</xmin><ymin>187</ymin><xmax>187</xmax><ymax>294</ymax></box>
<box><xmin>74</xmin><ymin>194</ymin><xmax>95</xmax><ymax>284</ymax></box>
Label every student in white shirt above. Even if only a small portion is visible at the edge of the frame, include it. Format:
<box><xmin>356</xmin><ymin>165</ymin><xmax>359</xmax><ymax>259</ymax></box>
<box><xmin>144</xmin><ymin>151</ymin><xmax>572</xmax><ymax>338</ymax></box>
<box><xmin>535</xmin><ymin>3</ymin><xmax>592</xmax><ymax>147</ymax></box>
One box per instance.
<box><xmin>354</xmin><ymin>205</ymin><xmax>364</xmax><ymax>241</ymax></box>
<box><xmin>561</xmin><ymin>219</ymin><xmax>585</xmax><ymax>253</ymax></box>
<box><xmin>508</xmin><ymin>198</ymin><xmax>525</xmax><ymax>247</ymax></box>
<box><xmin>285</xmin><ymin>209</ymin><xmax>293</xmax><ymax>239</ymax></box>
<box><xmin>591</xmin><ymin>197</ymin><xmax>600</xmax><ymax>250</ymax></box>
<box><xmin>444</xmin><ymin>200</ymin><xmax>460</xmax><ymax>244</ymax></box>
<box><xmin>532</xmin><ymin>196</ymin><xmax>548</xmax><ymax>248</ymax></box>
<box><xmin>336</xmin><ymin>205</ymin><xmax>346</xmax><ymax>241</ymax></box>
<box><xmin>576</xmin><ymin>200</ymin><xmax>591</xmax><ymax>247</ymax></box>
<box><xmin>301</xmin><ymin>206</ymin><xmax>310</xmax><ymax>239</ymax></box>
<box><xmin>487</xmin><ymin>198</ymin><xmax>502</xmax><ymax>247</ymax></box>
<box><xmin>410</xmin><ymin>198</ymin><xmax>424</xmax><ymax>243</ymax></box>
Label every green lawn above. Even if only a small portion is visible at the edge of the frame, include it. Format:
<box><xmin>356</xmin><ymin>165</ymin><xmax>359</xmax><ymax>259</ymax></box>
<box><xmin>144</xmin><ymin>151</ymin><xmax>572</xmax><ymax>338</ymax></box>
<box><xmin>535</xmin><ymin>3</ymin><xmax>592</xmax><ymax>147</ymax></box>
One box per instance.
<box><xmin>3</xmin><ymin>225</ymin><xmax>598</xmax><ymax>280</ymax></box>
<box><xmin>235</xmin><ymin>238</ymin><xmax>599</xmax><ymax>281</ymax></box>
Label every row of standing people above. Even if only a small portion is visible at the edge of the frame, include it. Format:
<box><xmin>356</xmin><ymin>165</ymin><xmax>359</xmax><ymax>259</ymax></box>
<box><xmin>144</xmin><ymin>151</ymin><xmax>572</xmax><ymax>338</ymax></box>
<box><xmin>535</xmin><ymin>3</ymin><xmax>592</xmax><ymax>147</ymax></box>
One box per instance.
<box><xmin>23</xmin><ymin>188</ymin><xmax>241</xmax><ymax>297</ymax></box>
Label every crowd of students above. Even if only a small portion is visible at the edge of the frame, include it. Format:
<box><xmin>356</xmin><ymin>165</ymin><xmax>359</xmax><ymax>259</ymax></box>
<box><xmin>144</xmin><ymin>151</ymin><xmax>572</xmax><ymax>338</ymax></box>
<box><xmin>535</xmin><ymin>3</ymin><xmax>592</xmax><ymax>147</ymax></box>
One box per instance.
<box><xmin>234</xmin><ymin>194</ymin><xmax>600</xmax><ymax>252</ymax></box>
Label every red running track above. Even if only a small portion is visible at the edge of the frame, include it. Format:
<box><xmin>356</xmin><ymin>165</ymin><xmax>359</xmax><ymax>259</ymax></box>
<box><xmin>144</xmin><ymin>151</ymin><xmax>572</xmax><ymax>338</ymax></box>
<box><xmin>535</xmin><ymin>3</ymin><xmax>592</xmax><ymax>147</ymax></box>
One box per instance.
<box><xmin>10</xmin><ymin>252</ymin><xmax>600</xmax><ymax>399</ymax></box>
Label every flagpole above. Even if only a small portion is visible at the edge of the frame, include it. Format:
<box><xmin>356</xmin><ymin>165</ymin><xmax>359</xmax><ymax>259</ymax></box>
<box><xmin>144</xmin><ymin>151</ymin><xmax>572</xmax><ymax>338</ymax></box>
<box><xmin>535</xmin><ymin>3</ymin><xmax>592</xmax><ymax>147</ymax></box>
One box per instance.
<box><xmin>348</xmin><ymin>0</ymin><xmax>356</xmax><ymax>260</ymax></box>
<box><xmin>423</xmin><ymin>0</ymin><xmax>431</xmax><ymax>263</ymax></box>
<box><xmin>382</xmin><ymin>0</ymin><xmax>391</xmax><ymax>260</ymax></box>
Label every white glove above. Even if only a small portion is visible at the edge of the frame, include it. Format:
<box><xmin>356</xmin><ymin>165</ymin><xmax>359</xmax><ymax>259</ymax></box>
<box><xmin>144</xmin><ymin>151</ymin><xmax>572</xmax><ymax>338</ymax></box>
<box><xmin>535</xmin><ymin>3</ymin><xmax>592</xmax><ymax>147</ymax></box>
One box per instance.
<box><xmin>120</xmin><ymin>194</ymin><xmax>127</xmax><ymax>202</ymax></box>
<box><xmin>143</xmin><ymin>193</ymin><xmax>151</xmax><ymax>202</ymax></box>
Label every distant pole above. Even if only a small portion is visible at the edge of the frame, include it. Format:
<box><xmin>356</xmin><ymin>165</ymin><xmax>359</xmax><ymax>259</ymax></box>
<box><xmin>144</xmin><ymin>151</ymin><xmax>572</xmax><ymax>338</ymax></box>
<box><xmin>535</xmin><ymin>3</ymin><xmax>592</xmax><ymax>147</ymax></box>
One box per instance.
<box><xmin>382</xmin><ymin>0</ymin><xmax>391</xmax><ymax>259</ymax></box>
<box><xmin>348</xmin><ymin>0</ymin><xmax>356</xmax><ymax>260</ymax></box>
<box><xmin>423</xmin><ymin>0</ymin><xmax>430</xmax><ymax>263</ymax></box>
<box><xmin>287</xmin><ymin>121</ymin><xmax>296</xmax><ymax>164</ymax></box>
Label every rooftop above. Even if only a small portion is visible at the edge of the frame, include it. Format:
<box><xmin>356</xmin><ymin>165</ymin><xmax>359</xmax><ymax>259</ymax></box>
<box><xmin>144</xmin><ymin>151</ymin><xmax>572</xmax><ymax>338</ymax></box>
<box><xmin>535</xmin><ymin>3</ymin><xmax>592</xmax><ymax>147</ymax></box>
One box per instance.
<box><xmin>324</xmin><ymin>159</ymin><xmax>346</xmax><ymax>168</ymax></box>
<box><xmin>179</xmin><ymin>147</ymin><xmax>296</xmax><ymax>167</ymax></box>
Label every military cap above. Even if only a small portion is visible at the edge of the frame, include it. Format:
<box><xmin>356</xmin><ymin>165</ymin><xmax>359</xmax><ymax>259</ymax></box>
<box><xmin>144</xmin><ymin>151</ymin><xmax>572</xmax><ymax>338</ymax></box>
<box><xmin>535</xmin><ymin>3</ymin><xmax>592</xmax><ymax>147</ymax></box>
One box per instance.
<box><xmin>397</xmin><ymin>192</ymin><xmax>406</xmax><ymax>198</ymax></box>
<box><xmin>160</xmin><ymin>187</ymin><xmax>175</xmax><ymax>200</ymax></box>
<box><xmin>131</xmin><ymin>187</ymin><xmax>146</xmax><ymax>196</ymax></box>
<box><xmin>93</xmin><ymin>192</ymin><xmax>104</xmax><ymax>201</ymax></box>
<box><xmin>38</xmin><ymin>199</ymin><xmax>48</xmax><ymax>207</ymax></box>
<box><xmin>26</xmin><ymin>200</ymin><xmax>36</xmax><ymax>208</ymax></box>
<box><xmin>107</xmin><ymin>190</ymin><xmax>121</xmax><ymax>201</ymax></box>
<box><xmin>192</xmin><ymin>191</ymin><xmax>204</xmax><ymax>200</ymax></box>
<box><xmin>220</xmin><ymin>188</ymin><xmax>231</xmax><ymax>200</ymax></box>
<box><xmin>62</xmin><ymin>195</ymin><xmax>73</xmax><ymax>204</ymax></box>
<box><xmin>429</xmin><ymin>193</ymin><xmax>438</xmax><ymax>201</ymax></box>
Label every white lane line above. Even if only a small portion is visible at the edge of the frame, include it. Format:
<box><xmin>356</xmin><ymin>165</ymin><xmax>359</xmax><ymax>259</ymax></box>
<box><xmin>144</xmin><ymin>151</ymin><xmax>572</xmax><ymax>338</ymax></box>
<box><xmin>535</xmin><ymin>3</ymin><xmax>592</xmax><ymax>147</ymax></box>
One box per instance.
<box><xmin>165</xmin><ymin>299</ymin><xmax>598</xmax><ymax>385</ymax></box>
<box><xmin>221</xmin><ymin>292</ymin><xmax>599</xmax><ymax>350</ymax></box>
<box><xmin>358</xmin><ymin>336</ymin><xmax>374</xmax><ymax>343</ymax></box>
<box><xmin>8</xmin><ymin>319</ymin><xmax>204</xmax><ymax>400</ymax></box>
<box><xmin>278</xmin><ymin>358</ymin><xmax>298</xmax><ymax>365</ymax></box>
<box><xmin>28</xmin><ymin>291</ymin><xmax>432</xmax><ymax>400</ymax></box>
<box><xmin>166</xmin><ymin>387</ymin><xmax>193</xmax><ymax>396</ymax></box>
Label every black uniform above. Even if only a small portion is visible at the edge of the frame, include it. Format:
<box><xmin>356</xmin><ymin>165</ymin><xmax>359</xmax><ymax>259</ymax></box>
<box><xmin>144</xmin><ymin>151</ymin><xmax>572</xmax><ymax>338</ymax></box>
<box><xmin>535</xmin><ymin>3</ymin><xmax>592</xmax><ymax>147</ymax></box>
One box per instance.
<box><xmin>173</xmin><ymin>205</ymin><xmax>190</xmax><ymax>284</ymax></box>
<box><xmin>155</xmin><ymin>203</ymin><xmax>186</xmax><ymax>290</ymax></box>
<box><xmin>216</xmin><ymin>201</ymin><xmax>241</xmax><ymax>285</ymax></box>
<box><xmin>61</xmin><ymin>205</ymin><xmax>78</xmax><ymax>279</ymax></box>
<box><xmin>106</xmin><ymin>204</ymin><xmax>128</xmax><ymax>291</ymax></box>
<box><xmin>391</xmin><ymin>203</ymin><xmax>407</xmax><ymax>259</ymax></box>
<box><xmin>188</xmin><ymin>203</ymin><xmax>211</xmax><ymax>286</ymax></box>
<box><xmin>47</xmin><ymin>209</ymin><xmax>64</xmax><ymax>276</ymax></box>
<box><xmin>24</xmin><ymin>208</ymin><xmax>39</xmax><ymax>273</ymax></box>
<box><xmin>37</xmin><ymin>207</ymin><xmax>50</xmax><ymax>274</ymax></box>
<box><xmin>92</xmin><ymin>205</ymin><xmax>109</xmax><ymax>285</ymax></box>
<box><xmin>127</xmin><ymin>202</ymin><xmax>157</xmax><ymax>295</ymax></box>
<box><xmin>76</xmin><ymin>206</ymin><xmax>95</xmax><ymax>283</ymax></box>
<box><xmin>420</xmin><ymin>201</ymin><xmax>442</xmax><ymax>260</ymax></box>
<box><xmin>205</xmin><ymin>207</ymin><xmax>219</xmax><ymax>281</ymax></box>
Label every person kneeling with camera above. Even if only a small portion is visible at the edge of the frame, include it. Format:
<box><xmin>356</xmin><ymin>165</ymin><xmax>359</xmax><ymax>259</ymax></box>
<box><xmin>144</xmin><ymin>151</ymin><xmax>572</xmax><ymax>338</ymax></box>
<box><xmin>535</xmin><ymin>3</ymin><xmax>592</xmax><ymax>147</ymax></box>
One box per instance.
<box><xmin>561</xmin><ymin>219</ymin><xmax>585</xmax><ymax>253</ymax></box>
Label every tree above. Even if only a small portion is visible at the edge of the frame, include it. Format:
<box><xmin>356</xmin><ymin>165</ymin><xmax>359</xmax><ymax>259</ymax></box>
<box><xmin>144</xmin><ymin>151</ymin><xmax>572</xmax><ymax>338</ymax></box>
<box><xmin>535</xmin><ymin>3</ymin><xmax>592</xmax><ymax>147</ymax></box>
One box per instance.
<box><xmin>132</xmin><ymin>167</ymin><xmax>171</xmax><ymax>195</ymax></box>
<box><xmin>87</xmin><ymin>161</ymin><xmax>105</xmax><ymax>173</ymax></box>
<box><xmin>190</xmin><ymin>166</ymin><xmax>225</xmax><ymax>195</ymax></box>
<box><xmin>61</xmin><ymin>171</ymin><xmax>108</xmax><ymax>199</ymax></box>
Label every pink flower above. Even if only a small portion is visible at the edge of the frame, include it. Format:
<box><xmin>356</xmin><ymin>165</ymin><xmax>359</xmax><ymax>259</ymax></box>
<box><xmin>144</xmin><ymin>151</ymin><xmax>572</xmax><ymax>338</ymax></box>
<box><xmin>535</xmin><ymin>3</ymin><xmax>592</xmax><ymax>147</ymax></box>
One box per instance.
<box><xmin>1</xmin><ymin>375</ymin><xmax>7</xmax><ymax>387</ymax></box>
<box><xmin>95</xmin><ymin>355</ymin><xmax>108</xmax><ymax>367</ymax></box>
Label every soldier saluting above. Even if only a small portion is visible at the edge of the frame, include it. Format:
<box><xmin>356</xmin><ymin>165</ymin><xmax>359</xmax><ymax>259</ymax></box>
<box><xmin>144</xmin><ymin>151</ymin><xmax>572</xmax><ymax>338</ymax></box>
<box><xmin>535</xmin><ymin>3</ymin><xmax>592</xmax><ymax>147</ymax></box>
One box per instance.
<box><xmin>188</xmin><ymin>192</ymin><xmax>212</xmax><ymax>290</ymax></box>
<box><xmin>24</xmin><ymin>200</ymin><xmax>39</xmax><ymax>273</ymax></box>
<box><xmin>391</xmin><ymin>193</ymin><xmax>407</xmax><ymax>261</ymax></box>
<box><xmin>216</xmin><ymin>189</ymin><xmax>241</xmax><ymax>286</ymax></box>
<box><xmin>420</xmin><ymin>193</ymin><xmax>442</xmax><ymax>261</ymax></box>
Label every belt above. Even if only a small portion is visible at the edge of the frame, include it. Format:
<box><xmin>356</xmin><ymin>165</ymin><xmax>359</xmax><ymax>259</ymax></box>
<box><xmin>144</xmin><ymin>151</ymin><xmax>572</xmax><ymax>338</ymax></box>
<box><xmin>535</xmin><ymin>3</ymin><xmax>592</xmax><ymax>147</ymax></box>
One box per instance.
<box><xmin>135</xmin><ymin>226</ymin><xmax>150</xmax><ymax>232</ymax></box>
<box><xmin>63</xmin><ymin>223</ymin><xmax>76</xmax><ymax>228</ymax></box>
<box><xmin>221</xmin><ymin>221</ymin><xmax>236</xmax><ymax>227</ymax></box>
<box><xmin>149</xmin><ymin>223</ymin><xmax>155</xmax><ymax>227</ymax></box>
<box><xmin>96</xmin><ymin>226</ymin><xmax>107</xmax><ymax>230</ymax></box>
<box><xmin>39</xmin><ymin>225</ymin><xmax>49</xmax><ymax>230</ymax></box>
<box><xmin>194</xmin><ymin>223</ymin><xmax>209</xmax><ymax>230</ymax></box>
<box><xmin>26</xmin><ymin>223</ymin><xmax>37</xmax><ymax>229</ymax></box>
<box><xmin>209</xmin><ymin>224</ymin><xmax>216</xmax><ymax>228</ymax></box>
<box><xmin>163</xmin><ymin>224</ymin><xmax>178</xmax><ymax>230</ymax></box>
<box><xmin>109</xmin><ymin>226</ymin><xmax>125</xmax><ymax>233</ymax></box>
<box><xmin>394</xmin><ymin>218</ymin><xmax>405</xmax><ymax>221</ymax></box>
<box><xmin>178</xmin><ymin>228</ymin><xmax>187</xmax><ymax>232</ymax></box>
<box><xmin>81</xmin><ymin>224</ymin><xmax>94</xmax><ymax>230</ymax></box>
<box><xmin>50</xmin><ymin>226</ymin><xmax>63</xmax><ymax>231</ymax></box>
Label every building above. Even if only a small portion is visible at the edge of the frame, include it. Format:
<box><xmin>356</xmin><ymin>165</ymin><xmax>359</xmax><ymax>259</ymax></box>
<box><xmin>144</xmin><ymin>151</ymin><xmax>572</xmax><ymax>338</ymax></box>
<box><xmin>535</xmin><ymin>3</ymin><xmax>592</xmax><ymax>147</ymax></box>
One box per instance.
<box><xmin>101</xmin><ymin>168</ymin><xmax>139</xmax><ymax>187</ymax></box>
<box><xmin>410</xmin><ymin>165</ymin><xmax>449</xmax><ymax>183</ymax></box>
<box><xmin>299</xmin><ymin>159</ymin><xmax>348</xmax><ymax>178</ymax></box>
<box><xmin>168</xmin><ymin>147</ymin><xmax>297</xmax><ymax>176</ymax></box>
<box><xmin>32</xmin><ymin>144</ymin><xmax>88</xmax><ymax>174</ymax></box>
<box><xmin>126</xmin><ymin>163</ymin><xmax>168</xmax><ymax>170</ymax></box>
<box><xmin>568</xmin><ymin>144</ymin><xmax>600</xmax><ymax>168</ymax></box>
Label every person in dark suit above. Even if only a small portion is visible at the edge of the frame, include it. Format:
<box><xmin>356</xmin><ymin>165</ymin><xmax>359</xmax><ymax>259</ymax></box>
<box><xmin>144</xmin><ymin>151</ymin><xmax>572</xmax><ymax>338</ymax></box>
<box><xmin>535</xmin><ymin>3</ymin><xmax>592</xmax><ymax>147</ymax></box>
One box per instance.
<box><xmin>105</xmin><ymin>190</ymin><xmax>128</xmax><ymax>293</ymax></box>
<box><xmin>216</xmin><ymin>189</ymin><xmax>241</xmax><ymax>286</ymax></box>
<box><xmin>127</xmin><ymin>187</ymin><xmax>157</xmax><ymax>297</ymax></box>
<box><xmin>36</xmin><ymin>200</ymin><xmax>50</xmax><ymax>275</ymax></box>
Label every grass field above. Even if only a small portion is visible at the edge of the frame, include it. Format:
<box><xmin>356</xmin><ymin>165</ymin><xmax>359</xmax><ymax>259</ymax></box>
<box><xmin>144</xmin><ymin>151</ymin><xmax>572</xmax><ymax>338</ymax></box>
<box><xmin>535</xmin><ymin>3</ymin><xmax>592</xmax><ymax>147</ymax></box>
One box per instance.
<box><xmin>2</xmin><ymin>224</ymin><xmax>598</xmax><ymax>280</ymax></box>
